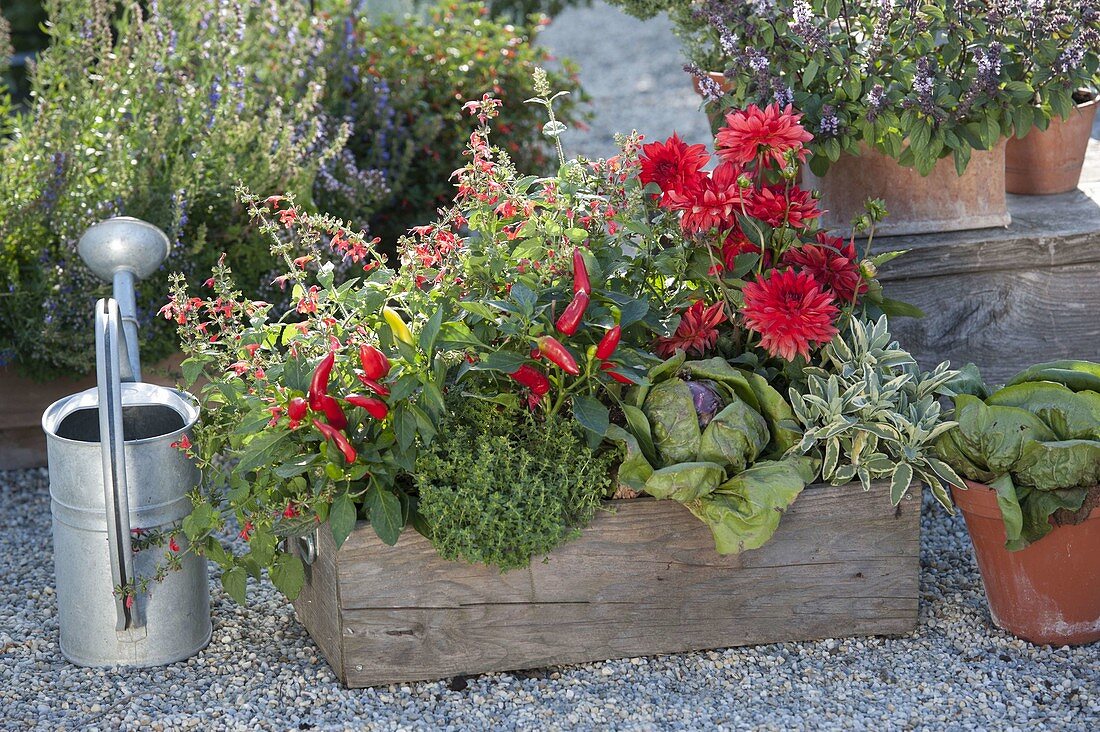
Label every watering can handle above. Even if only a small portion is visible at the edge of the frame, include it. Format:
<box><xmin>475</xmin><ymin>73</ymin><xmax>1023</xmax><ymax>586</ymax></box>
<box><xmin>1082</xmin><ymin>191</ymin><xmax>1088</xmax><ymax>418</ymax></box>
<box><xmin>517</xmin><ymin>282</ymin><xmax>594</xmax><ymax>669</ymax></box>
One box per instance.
<box><xmin>95</xmin><ymin>298</ymin><xmax>143</xmax><ymax>633</ymax></box>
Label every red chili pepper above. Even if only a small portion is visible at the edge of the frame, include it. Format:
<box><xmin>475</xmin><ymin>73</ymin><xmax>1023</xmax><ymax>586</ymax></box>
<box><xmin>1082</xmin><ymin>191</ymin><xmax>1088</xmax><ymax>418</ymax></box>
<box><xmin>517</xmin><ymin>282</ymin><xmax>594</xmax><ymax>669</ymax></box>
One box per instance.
<box><xmin>555</xmin><ymin>290</ymin><xmax>589</xmax><ymax>336</ymax></box>
<box><xmin>356</xmin><ymin>373</ymin><xmax>391</xmax><ymax>396</ymax></box>
<box><xmin>596</xmin><ymin>325</ymin><xmax>621</xmax><ymax>360</ymax></box>
<box><xmin>345</xmin><ymin>394</ymin><xmax>389</xmax><ymax>420</ymax></box>
<box><xmin>573</xmin><ymin>249</ymin><xmax>591</xmax><ymax>295</ymax></box>
<box><xmin>308</xmin><ymin>351</ymin><xmax>335</xmax><ymax>410</ymax></box>
<box><xmin>287</xmin><ymin>397</ymin><xmax>308</xmax><ymax>429</ymax></box>
<box><xmin>509</xmin><ymin>363</ymin><xmax>551</xmax><ymax>395</ymax></box>
<box><xmin>358</xmin><ymin>344</ymin><xmax>391</xmax><ymax>380</ymax></box>
<box><xmin>601</xmin><ymin>361</ymin><xmax>635</xmax><ymax>384</ymax></box>
<box><xmin>317</xmin><ymin>394</ymin><xmax>348</xmax><ymax>431</ymax></box>
<box><xmin>313</xmin><ymin>419</ymin><xmax>357</xmax><ymax>463</ymax></box>
<box><xmin>537</xmin><ymin>336</ymin><xmax>580</xmax><ymax>376</ymax></box>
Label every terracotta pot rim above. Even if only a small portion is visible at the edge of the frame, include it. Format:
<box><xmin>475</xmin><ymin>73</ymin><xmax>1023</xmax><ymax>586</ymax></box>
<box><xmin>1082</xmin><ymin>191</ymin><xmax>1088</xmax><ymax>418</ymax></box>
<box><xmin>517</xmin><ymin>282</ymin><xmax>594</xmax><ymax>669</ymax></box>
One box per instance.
<box><xmin>951</xmin><ymin>480</ymin><xmax>1100</xmax><ymax>524</ymax></box>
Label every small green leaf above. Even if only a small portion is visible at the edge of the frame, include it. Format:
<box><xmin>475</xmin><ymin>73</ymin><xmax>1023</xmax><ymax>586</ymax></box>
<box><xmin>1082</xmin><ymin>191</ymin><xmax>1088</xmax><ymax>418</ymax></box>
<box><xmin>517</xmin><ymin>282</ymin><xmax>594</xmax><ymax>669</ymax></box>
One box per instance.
<box><xmin>330</xmin><ymin>492</ymin><xmax>357</xmax><ymax>549</ymax></box>
<box><xmin>367</xmin><ymin>486</ymin><xmax>403</xmax><ymax>546</ymax></box>
<box><xmin>418</xmin><ymin>307</ymin><xmax>444</xmax><ymax>357</ymax></box>
<box><xmin>572</xmin><ymin>395</ymin><xmax>609</xmax><ymax>437</ymax></box>
<box><xmin>180</xmin><ymin>357</ymin><xmax>205</xmax><ymax>387</ymax></box>
<box><xmin>221</xmin><ymin>566</ymin><xmax>247</xmax><ymax>605</ymax></box>
<box><xmin>890</xmin><ymin>462</ymin><xmax>913</xmax><ymax>505</ymax></box>
<box><xmin>270</xmin><ymin>553</ymin><xmax>306</xmax><ymax>600</ymax></box>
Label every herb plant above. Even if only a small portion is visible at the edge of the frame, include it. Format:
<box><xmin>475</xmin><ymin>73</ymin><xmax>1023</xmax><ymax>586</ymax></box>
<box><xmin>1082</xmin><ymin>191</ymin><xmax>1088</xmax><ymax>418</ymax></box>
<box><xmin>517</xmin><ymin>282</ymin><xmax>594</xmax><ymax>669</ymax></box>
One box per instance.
<box><xmin>416</xmin><ymin>397</ymin><xmax>613</xmax><ymax>571</ymax></box>
<box><xmin>0</xmin><ymin>0</ymin><xmax>343</xmax><ymax>377</ymax></box>
<box><xmin>787</xmin><ymin>316</ymin><xmax>964</xmax><ymax>509</ymax></box>
<box><xmin>610</xmin><ymin>0</ymin><xmax>1100</xmax><ymax>175</ymax></box>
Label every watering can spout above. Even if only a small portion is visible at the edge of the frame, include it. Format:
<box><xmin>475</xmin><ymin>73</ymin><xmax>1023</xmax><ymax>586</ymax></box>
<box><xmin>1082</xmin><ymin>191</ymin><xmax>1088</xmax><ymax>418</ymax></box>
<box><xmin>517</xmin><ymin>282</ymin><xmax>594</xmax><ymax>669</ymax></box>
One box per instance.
<box><xmin>77</xmin><ymin>216</ymin><xmax>170</xmax><ymax>382</ymax></box>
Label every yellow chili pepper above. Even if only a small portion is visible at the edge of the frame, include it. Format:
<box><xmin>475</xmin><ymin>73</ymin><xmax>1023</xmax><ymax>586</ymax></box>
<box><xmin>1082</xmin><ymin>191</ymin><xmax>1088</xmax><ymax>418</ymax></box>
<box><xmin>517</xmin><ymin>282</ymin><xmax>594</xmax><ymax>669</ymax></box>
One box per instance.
<box><xmin>382</xmin><ymin>306</ymin><xmax>414</xmax><ymax>345</ymax></box>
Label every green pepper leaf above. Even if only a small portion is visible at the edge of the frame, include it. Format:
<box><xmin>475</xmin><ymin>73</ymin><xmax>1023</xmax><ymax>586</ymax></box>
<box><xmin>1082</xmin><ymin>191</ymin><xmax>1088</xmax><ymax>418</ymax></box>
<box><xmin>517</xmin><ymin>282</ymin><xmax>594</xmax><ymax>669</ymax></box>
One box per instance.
<box><xmin>329</xmin><ymin>492</ymin><xmax>357</xmax><ymax>549</ymax></box>
<box><xmin>270</xmin><ymin>553</ymin><xmax>305</xmax><ymax>600</ymax></box>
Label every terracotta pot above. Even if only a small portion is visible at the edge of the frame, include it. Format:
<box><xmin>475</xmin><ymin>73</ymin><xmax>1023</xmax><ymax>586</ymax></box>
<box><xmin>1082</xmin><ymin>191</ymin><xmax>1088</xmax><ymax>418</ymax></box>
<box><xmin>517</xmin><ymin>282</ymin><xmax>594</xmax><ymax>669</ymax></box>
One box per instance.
<box><xmin>951</xmin><ymin>479</ymin><xmax>1100</xmax><ymax>646</ymax></box>
<box><xmin>1005</xmin><ymin>98</ymin><xmax>1098</xmax><ymax>195</ymax></box>
<box><xmin>803</xmin><ymin>141</ymin><xmax>1010</xmax><ymax>237</ymax></box>
<box><xmin>0</xmin><ymin>354</ymin><xmax>185</xmax><ymax>470</ymax></box>
<box><xmin>690</xmin><ymin>71</ymin><xmax>1010</xmax><ymax>236</ymax></box>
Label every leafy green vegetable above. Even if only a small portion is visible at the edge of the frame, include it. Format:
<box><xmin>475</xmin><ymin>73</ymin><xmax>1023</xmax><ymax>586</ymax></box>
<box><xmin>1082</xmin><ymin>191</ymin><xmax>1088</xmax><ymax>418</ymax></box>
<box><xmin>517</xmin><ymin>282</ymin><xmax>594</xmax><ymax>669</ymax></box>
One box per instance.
<box><xmin>616</xmin><ymin>355</ymin><xmax>811</xmax><ymax>554</ymax></box>
<box><xmin>936</xmin><ymin>361</ymin><xmax>1100</xmax><ymax>549</ymax></box>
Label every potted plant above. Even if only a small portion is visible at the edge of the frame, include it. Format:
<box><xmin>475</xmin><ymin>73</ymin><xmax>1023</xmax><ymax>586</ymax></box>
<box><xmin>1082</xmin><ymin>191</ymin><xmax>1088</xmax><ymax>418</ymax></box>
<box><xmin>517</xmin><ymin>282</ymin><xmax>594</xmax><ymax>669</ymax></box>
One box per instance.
<box><xmin>935</xmin><ymin>361</ymin><xmax>1100</xmax><ymax>646</ymax></box>
<box><xmin>145</xmin><ymin>84</ymin><xmax>957</xmax><ymax>686</ymax></box>
<box><xmin>608</xmin><ymin>0</ymin><xmax>1097</xmax><ymax>234</ymax></box>
<box><xmin>997</xmin><ymin>6</ymin><xmax>1100</xmax><ymax>194</ymax></box>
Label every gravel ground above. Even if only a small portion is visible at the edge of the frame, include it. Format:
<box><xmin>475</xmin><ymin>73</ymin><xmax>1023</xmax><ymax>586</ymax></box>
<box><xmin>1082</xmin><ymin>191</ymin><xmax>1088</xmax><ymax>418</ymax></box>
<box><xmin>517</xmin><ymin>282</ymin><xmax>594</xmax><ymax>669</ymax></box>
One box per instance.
<box><xmin>3</xmin><ymin>3</ymin><xmax>1099</xmax><ymax>730</ymax></box>
<box><xmin>539</xmin><ymin>2</ymin><xmax>711</xmax><ymax>159</ymax></box>
<box><xmin>2</xmin><ymin>466</ymin><xmax>1097</xmax><ymax>730</ymax></box>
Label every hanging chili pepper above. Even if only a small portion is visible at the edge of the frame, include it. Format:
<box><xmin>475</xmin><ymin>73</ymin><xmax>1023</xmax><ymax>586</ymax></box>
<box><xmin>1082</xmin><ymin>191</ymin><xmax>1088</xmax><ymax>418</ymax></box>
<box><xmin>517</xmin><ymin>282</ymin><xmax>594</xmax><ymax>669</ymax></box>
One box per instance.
<box><xmin>509</xmin><ymin>363</ymin><xmax>551</xmax><ymax>395</ymax></box>
<box><xmin>600</xmin><ymin>361</ymin><xmax>635</xmax><ymax>384</ymax></box>
<box><xmin>382</xmin><ymin>306</ymin><xmax>414</xmax><ymax>345</ymax></box>
<box><xmin>308</xmin><ymin>351</ymin><xmax>335</xmax><ymax>410</ymax></box>
<box><xmin>317</xmin><ymin>394</ymin><xmax>349</xmax><ymax>431</ymax></box>
<box><xmin>596</xmin><ymin>325</ymin><xmax>621</xmax><ymax>360</ymax></box>
<box><xmin>287</xmin><ymin>396</ymin><xmax>308</xmax><ymax>429</ymax></box>
<box><xmin>537</xmin><ymin>336</ymin><xmax>580</xmax><ymax>376</ymax></box>
<box><xmin>356</xmin><ymin>373</ymin><xmax>391</xmax><ymax>396</ymax></box>
<box><xmin>555</xmin><ymin>290</ymin><xmax>590</xmax><ymax>336</ymax></box>
<box><xmin>359</xmin><ymin>344</ymin><xmax>391</xmax><ymax>380</ymax></box>
<box><xmin>572</xmin><ymin>249</ymin><xmax>591</xmax><ymax>295</ymax></box>
<box><xmin>345</xmin><ymin>394</ymin><xmax>389</xmax><ymax>420</ymax></box>
<box><xmin>313</xmin><ymin>419</ymin><xmax>357</xmax><ymax>463</ymax></box>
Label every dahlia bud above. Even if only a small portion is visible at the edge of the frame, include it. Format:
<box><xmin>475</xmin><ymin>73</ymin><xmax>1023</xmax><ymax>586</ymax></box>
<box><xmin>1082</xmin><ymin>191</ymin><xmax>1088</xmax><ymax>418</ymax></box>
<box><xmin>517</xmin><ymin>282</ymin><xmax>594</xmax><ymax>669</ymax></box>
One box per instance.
<box><xmin>860</xmin><ymin>259</ymin><xmax>878</xmax><ymax>278</ymax></box>
<box><xmin>737</xmin><ymin>174</ymin><xmax>753</xmax><ymax>189</ymax></box>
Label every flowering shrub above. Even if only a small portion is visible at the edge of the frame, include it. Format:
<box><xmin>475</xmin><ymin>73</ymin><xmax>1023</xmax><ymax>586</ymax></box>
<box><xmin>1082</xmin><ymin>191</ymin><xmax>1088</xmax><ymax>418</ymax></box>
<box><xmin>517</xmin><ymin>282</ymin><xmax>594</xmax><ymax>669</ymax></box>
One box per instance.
<box><xmin>0</xmin><ymin>0</ymin><xmax>343</xmax><ymax>377</ymax></box>
<box><xmin>611</xmin><ymin>0</ymin><xmax>1100</xmax><ymax>175</ymax></box>
<box><xmin>153</xmin><ymin>83</ymin><xmax>937</xmax><ymax>602</ymax></box>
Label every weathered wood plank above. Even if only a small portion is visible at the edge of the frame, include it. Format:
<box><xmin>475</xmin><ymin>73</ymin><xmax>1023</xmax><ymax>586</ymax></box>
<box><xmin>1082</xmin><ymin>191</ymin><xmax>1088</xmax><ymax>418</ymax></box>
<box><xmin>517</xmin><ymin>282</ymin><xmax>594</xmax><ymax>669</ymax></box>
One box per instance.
<box><xmin>290</xmin><ymin>532</ymin><xmax>345</xmax><ymax>681</ymax></box>
<box><xmin>295</xmin><ymin>480</ymin><xmax>919</xmax><ymax>687</ymax></box>
<box><xmin>881</xmin><ymin>264</ymin><xmax>1100</xmax><ymax>384</ymax></box>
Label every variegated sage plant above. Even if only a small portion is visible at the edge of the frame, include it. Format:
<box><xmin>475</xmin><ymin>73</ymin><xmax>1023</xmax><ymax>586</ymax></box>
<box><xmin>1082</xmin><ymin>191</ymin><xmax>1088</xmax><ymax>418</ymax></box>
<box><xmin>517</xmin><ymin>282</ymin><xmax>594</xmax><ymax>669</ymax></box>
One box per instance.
<box><xmin>785</xmin><ymin>316</ymin><xmax>967</xmax><ymax>510</ymax></box>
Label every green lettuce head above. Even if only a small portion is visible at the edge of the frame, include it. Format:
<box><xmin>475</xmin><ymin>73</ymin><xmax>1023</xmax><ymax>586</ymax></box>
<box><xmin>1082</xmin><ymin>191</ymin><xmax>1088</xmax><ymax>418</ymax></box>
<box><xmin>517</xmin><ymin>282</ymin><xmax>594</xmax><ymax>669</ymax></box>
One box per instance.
<box><xmin>608</xmin><ymin>353</ymin><xmax>811</xmax><ymax>555</ymax></box>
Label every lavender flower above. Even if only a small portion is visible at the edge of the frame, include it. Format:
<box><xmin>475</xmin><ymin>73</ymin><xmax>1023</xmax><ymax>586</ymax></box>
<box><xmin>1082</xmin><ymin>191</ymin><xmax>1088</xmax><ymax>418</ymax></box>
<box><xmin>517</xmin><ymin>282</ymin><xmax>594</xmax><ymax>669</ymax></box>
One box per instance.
<box><xmin>685</xmin><ymin>64</ymin><xmax>725</xmax><ymax>103</ymax></box>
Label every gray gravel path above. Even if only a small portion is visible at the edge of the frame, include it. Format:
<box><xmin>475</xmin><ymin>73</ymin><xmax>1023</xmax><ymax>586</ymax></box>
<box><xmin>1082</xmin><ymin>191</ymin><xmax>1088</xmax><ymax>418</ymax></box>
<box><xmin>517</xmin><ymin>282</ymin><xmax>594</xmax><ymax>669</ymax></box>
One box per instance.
<box><xmin>3</xmin><ymin>3</ymin><xmax>1099</xmax><ymax>730</ymax></box>
<box><xmin>539</xmin><ymin>2</ymin><xmax>711</xmax><ymax>159</ymax></box>
<box><xmin>2</xmin><ymin>467</ymin><xmax>1097</xmax><ymax>730</ymax></box>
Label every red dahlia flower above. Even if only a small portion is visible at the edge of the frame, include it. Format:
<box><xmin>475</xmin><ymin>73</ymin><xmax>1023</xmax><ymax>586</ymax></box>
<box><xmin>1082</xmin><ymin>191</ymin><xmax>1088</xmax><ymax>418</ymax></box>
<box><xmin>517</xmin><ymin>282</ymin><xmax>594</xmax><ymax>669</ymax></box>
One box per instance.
<box><xmin>782</xmin><ymin>235</ymin><xmax>867</xmax><ymax>303</ymax></box>
<box><xmin>746</xmin><ymin>185</ymin><xmax>822</xmax><ymax>230</ymax></box>
<box><xmin>715</xmin><ymin>103</ymin><xmax>814</xmax><ymax>170</ymax></box>
<box><xmin>664</xmin><ymin>162</ymin><xmax>745</xmax><ymax>235</ymax></box>
<box><xmin>656</xmin><ymin>300</ymin><xmax>727</xmax><ymax>358</ymax></box>
<box><xmin>640</xmin><ymin>133</ymin><xmax>710</xmax><ymax>199</ymax></box>
<box><xmin>720</xmin><ymin>231</ymin><xmax>771</xmax><ymax>272</ymax></box>
<box><xmin>742</xmin><ymin>269</ymin><xmax>839</xmax><ymax>362</ymax></box>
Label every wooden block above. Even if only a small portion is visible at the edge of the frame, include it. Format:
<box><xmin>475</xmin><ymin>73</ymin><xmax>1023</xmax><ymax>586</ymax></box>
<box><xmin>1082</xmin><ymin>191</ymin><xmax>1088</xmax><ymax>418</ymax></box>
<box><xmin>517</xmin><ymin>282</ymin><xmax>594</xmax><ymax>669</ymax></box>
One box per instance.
<box><xmin>292</xmin><ymin>480</ymin><xmax>920</xmax><ymax>688</ymax></box>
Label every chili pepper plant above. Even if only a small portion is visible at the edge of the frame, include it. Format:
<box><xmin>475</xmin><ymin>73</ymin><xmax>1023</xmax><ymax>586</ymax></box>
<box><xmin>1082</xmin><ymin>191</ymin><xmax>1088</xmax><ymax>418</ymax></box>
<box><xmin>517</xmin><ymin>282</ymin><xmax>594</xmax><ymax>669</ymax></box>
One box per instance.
<box><xmin>158</xmin><ymin>77</ymin><xmax>952</xmax><ymax>603</ymax></box>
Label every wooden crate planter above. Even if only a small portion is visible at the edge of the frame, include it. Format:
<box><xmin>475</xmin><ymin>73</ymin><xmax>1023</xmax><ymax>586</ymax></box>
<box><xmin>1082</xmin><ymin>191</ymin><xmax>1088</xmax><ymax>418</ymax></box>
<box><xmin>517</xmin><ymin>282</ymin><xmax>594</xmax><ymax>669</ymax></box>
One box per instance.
<box><xmin>292</xmin><ymin>480</ymin><xmax>919</xmax><ymax>688</ymax></box>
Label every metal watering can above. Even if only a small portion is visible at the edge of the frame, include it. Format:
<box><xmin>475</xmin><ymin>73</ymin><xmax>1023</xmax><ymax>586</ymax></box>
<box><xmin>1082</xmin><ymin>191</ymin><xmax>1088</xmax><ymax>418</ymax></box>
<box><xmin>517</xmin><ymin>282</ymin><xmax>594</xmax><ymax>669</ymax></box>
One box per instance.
<box><xmin>41</xmin><ymin>218</ymin><xmax>211</xmax><ymax>667</ymax></box>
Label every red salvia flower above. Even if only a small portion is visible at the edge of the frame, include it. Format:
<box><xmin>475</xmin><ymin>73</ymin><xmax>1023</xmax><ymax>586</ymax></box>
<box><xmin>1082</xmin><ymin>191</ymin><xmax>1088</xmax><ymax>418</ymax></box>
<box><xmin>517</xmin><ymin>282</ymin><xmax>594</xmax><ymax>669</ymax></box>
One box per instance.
<box><xmin>655</xmin><ymin>301</ymin><xmax>727</xmax><ymax>358</ymax></box>
<box><xmin>782</xmin><ymin>234</ymin><xmax>867</xmax><ymax>303</ymax></box>
<box><xmin>169</xmin><ymin>536</ymin><xmax>180</xmax><ymax>553</ymax></box>
<box><xmin>746</xmin><ymin>185</ymin><xmax>822</xmax><ymax>230</ymax></box>
<box><xmin>639</xmin><ymin>133</ymin><xmax>710</xmax><ymax>200</ymax></box>
<box><xmin>663</xmin><ymin>162</ymin><xmax>745</xmax><ymax>235</ymax></box>
<box><xmin>741</xmin><ymin>269</ymin><xmax>839</xmax><ymax>362</ymax></box>
<box><xmin>715</xmin><ymin>103</ymin><xmax>814</xmax><ymax>169</ymax></box>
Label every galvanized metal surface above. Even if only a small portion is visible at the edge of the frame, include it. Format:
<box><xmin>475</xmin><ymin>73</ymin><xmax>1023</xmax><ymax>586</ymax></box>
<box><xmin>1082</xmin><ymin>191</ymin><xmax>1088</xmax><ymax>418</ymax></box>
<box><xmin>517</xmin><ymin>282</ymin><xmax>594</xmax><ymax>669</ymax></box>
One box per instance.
<box><xmin>42</xmin><ymin>297</ymin><xmax>209</xmax><ymax>668</ymax></box>
<box><xmin>43</xmin><ymin>381</ymin><xmax>210</xmax><ymax>666</ymax></box>
<box><xmin>77</xmin><ymin>217</ymin><xmax>170</xmax><ymax>381</ymax></box>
